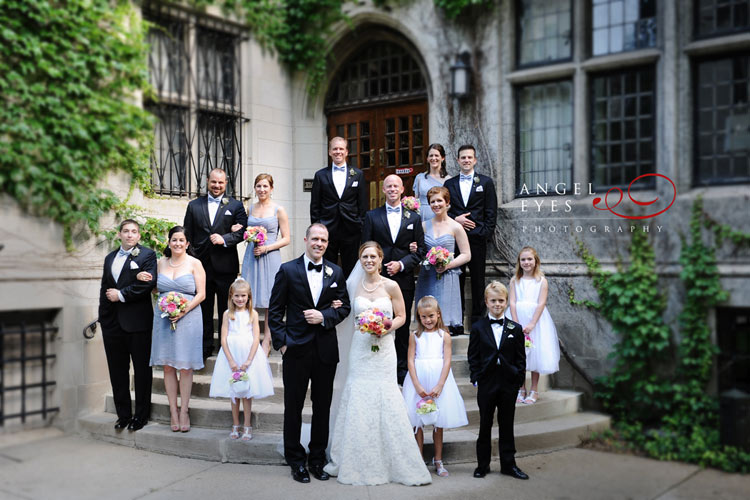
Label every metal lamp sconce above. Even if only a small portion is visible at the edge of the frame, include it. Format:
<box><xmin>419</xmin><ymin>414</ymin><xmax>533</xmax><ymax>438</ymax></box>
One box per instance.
<box><xmin>450</xmin><ymin>51</ymin><xmax>472</xmax><ymax>99</ymax></box>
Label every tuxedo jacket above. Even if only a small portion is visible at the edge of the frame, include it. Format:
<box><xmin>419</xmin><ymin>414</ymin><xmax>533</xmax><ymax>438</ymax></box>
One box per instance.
<box><xmin>310</xmin><ymin>165</ymin><xmax>368</xmax><ymax>239</ymax></box>
<box><xmin>445</xmin><ymin>173</ymin><xmax>498</xmax><ymax>240</ymax></box>
<box><xmin>183</xmin><ymin>195</ymin><xmax>248</xmax><ymax>275</ymax></box>
<box><xmin>98</xmin><ymin>244</ymin><xmax>157</xmax><ymax>334</ymax></box>
<box><xmin>467</xmin><ymin>317</ymin><xmax>526</xmax><ymax>389</ymax></box>
<box><xmin>361</xmin><ymin>206</ymin><xmax>426</xmax><ymax>292</ymax></box>
<box><xmin>268</xmin><ymin>256</ymin><xmax>351</xmax><ymax>364</ymax></box>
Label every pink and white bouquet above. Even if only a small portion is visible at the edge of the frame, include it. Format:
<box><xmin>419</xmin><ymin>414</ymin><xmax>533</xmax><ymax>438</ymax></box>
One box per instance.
<box><xmin>244</xmin><ymin>225</ymin><xmax>268</xmax><ymax>259</ymax></box>
<box><xmin>423</xmin><ymin>246</ymin><xmax>454</xmax><ymax>280</ymax></box>
<box><xmin>229</xmin><ymin>370</ymin><xmax>250</xmax><ymax>395</ymax></box>
<box><xmin>356</xmin><ymin>307</ymin><xmax>393</xmax><ymax>353</ymax></box>
<box><xmin>524</xmin><ymin>334</ymin><xmax>534</xmax><ymax>349</ymax></box>
<box><xmin>416</xmin><ymin>397</ymin><xmax>439</xmax><ymax>426</ymax></box>
<box><xmin>401</xmin><ymin>196</ymin><xmax>420</xmax><ymax>214</ymax></box>
<box><xmin>158</xmin><ymin>292</ymin><xmax>189</xmax><ymax>331</ymax></box>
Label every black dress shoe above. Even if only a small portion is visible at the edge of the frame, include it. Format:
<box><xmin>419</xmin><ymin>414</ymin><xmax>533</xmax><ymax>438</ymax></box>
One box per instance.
<box><xmin>128</xmin><ymin>417</ymin><xmax>146</xmax><ymax>431</ymax></box>
<box><xmin>308</xmin><ymin>465</ymin><xmax>330</xmax><ymax>481</ymax></box>
<box><xmin>290</xmin><ymin>465</ymin><xmax>310</xmax><ymax>483</ymax></box>
<box><xmin>114</xmin><ymin>417</ymin><xmax>131</xmax><ymax>430</ymax></box>
<box><xmin>500</xmin><ymin>465</ymin><xmax>529</xmax><ymax>480</ymax></box>
<box><xmin>449</xmin><ymin>326</ymin><xmax>464</xmax><ymax>337</ymax></box>
<box><xmin>473</xmin><ymin>466</ymin><xmax>490</xmax><ymax>478</ymax></box>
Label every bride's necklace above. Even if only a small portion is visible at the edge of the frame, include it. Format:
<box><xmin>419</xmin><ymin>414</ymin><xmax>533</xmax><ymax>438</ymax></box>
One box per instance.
<box><xmin>168</xmin><ymin>258</ymin><xmax>186</xmax><ymax>268</ymax></box>
<box><xmin>361</xmin><ymin>278</ymin><xmax>382</xmax><ymax>292</ymax></box>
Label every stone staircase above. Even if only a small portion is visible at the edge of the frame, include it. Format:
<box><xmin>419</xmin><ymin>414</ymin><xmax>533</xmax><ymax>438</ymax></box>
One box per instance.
<box><xmin>78</xmin><ymin>334</ymin><xmax>610</xmax><ymax>464</ymax></box>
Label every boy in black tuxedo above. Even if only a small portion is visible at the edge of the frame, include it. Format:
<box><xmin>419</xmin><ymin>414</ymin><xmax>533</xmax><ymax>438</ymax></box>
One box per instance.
<box><xmin>467</xmin><ymin>281</ymin><xmax>528</xmax><ymax>480</ymax></box>
<box><xmin>445</xmin><ymin>145</ymin><xmax>497</xmax><ymax>334</ymax></box>
<box><xmin>310</xmin><ymin>136</ymin><xmax>368</xmax><ymax>276</ymax></box>
<box><xmin>98</xmin><ymin>219</ymin><xmax>157</xmax><ymax>431</ymax></box>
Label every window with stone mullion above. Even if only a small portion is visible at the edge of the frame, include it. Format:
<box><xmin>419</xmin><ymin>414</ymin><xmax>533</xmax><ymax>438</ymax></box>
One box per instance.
<box><xmin>592</xmin><ymin>0</ymin><xmax>656</xmax><ymax>56</ymax></box>
<box><xmin>696</xmin><ymin>0</ymin><xmax>750</xmax><ymax>38</ymax></box>
<box><xmin>516</xmin><ymin>0</ymin><xmax>572</xmax><ymax>67</ymax></box>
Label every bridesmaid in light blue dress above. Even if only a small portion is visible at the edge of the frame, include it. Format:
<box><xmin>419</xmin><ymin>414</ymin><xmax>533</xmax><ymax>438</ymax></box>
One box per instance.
<box><xmin>238</xmin><ymin>174</ymin><xmax>290</xmax><ymax>354</ymax></box>
<box><xmin>414</xmin><ymin>186</ymin><xmax>471</xmax><ymax>329</ymax></box>
<box><xmin>412</xmin><ymin>143</ymin><xmax>450</xmax><ymax>222</ymax></box>
<box><xmin>139</xmin><ymin>225</ymin><xmax>206</xmax><ymax>432</ymax></box>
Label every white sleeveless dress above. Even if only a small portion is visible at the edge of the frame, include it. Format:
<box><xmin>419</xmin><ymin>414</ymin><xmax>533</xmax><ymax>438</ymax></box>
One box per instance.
<box><xmin>324</xmin><ymin>296</ymin><xmax>432</xmax><ymax>486</ymax></box>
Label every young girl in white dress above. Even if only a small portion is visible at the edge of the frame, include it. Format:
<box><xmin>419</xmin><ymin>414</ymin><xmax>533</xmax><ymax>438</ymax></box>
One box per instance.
<box><xmin>402</xmin><ymin>296</ymin><xmax>468</xmax><ymax>477</ymax></box>
<box><xmin>209</xmin><ymin>278</ymin><xmax>274</xmax><ymax>440</ymax></box>
<box><xmin>507</xmin><ymin>246</ymin><xmax>560</xmax><ymax>404</ymax></box>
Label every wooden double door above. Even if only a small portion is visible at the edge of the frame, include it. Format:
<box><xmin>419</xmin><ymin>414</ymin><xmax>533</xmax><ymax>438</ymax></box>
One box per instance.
<box><xmin>327</xmin><ymin>100</ymin><xmax>428</xmax><ymax>209</ymax></box>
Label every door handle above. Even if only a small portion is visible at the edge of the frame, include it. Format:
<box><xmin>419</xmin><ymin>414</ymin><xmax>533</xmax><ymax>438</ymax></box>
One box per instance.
<box><xmin>379</xmin><ymin>148</ymin><xmax>385</xmax><ymax>167</ymax></box>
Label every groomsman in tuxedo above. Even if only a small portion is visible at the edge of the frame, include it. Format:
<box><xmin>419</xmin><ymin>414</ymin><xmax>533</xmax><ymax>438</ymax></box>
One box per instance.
<box><xmin>269</xmin><ymin>223</ymin><xmax>351</xmax><ymax>483</ymax></box>
<box><xmin>184</xmin><ymin>168</ymin><xmax>248</xmax><ymax>359</ymax></box>
<box><xmin>468</xmin><ymin>282</ymin><xmax>528</xmax><ymax>480</ymax></box>
<box><xmin>98</xmin><ymin>219</ymin><xmax>157</xmax><ymax>431</ymax></box>
<box><xmin>310</xmin><ymin>136</ymin><xmax>368</xmax><ymax>276</ymax></box>
<box><xmin>361</xmin><ymin>174</ymin><xmax>425</xmax><ymax>385</ymax></box>
<box><xmin>445</xmin><ymin>144</ymin><xmax>497</xmax><ymax>335</ymax></box>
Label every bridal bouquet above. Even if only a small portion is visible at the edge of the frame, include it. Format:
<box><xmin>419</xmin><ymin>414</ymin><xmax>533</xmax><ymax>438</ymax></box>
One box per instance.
<box><xmin>244</xmin><ymin>226</ymin><xmax>268</xmax><ymax>259</ymax></box>
<box><xmin>356</xmin><ymin>307</ymin><xmax>393</xmax><ymax>353</ymax></box>
<box><xmin>229</xmin><ymin>370</ymin><xmax>250</xmax><ymax>395</ymax></box>
<box><xmin>401</xmin><ymin>196</ymin><xmax>420</xmax><ymax>214</ymax></box>
<box><xmin>423</xmin><ymin>246</ymin><xmax>453</xmax><ymax>280</ymax></box>
<box><xmin>158</xmin><ymin>292</ymin><xmax>189</xmax><ymax>331</ymax></box>
<box><xmin>416</xmin><ymin>397</ymin><xmax>439</xmax><ymax>427</ymax></box>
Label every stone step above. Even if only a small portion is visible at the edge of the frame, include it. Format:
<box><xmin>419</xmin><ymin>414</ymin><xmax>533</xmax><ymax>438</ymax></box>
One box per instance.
<box><xmin>106</xmin><ymin>386</ymin><xmax>574</xmax><ymax>432</ymax></box>
<box><xmin>78</xmin><ymin>409</ymin><xmax>609</xmax><ymax>465</ymax></box>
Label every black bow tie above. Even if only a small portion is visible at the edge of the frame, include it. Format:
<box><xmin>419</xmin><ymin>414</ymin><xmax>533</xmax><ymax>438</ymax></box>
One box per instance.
<box><xmin>307</xmin><ymin>262</ymin><xmax>323</xmax><ymax>272</ymax></box>
<box><xmin>489</xmin><ymin>319</ymin><xmax>504</xmax><ymax>326</ymax></box>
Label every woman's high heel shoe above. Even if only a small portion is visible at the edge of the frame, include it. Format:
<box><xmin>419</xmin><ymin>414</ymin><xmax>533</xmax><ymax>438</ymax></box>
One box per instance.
<box><xmin>170</xmin><ymin>409</ymin><xmax>180</xmax><ymax>432</ymax></box>
<box><xmin>180</xmin><ymin>410</ymin><xmax>191</xmax><ymax>432</ymax></box>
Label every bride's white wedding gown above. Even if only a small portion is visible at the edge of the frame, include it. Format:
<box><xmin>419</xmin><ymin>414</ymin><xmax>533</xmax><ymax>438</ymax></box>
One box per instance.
<box><xmin>324</xmin><ymin>296</ymin><xmax>432</xmax><ymax>486</ymax></box>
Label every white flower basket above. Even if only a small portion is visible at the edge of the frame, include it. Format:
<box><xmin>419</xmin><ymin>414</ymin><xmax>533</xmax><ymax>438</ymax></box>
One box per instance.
<box><xmin>230</xmin><ymin>379</ymin><xmax>251</xmax><ymax>395</ymax></box>
<box><xmin>418</xmin><ymin>408</ymin><xmax>439</xmax><ymax>427</ymax></box>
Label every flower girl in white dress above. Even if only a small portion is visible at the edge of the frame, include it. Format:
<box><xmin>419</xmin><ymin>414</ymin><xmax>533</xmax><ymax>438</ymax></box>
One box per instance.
<box><xmin>402</xmin><ymin>296</ymin><xmax>468</xmax><ymax>477</ymax></box>
<box><xmin>506</xmin><ymin>247</ymin><xmax>560</xmax><ymax>404</ymax></box>
<box><xmin>209</xmin><ymin>279</ymin><xmax>274</xmax><ymax>440</ymax></box>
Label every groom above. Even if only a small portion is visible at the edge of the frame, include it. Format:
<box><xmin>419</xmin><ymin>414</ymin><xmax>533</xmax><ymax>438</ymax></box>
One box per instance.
<box><xmin>269</xmin><ymin>223</ymin><xmax>351</xmax><ymax>484</ymax></box>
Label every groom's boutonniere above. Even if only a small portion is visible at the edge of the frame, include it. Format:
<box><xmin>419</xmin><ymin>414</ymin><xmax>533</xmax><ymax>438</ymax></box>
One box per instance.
<box><xmin>221</xmin><ymin>198</ymin><xmax>229</xmax><ymax>206</ymax></box>
<box><xmin>473</xmin><ymin>175</ymin><xmax>480</xmax><ymax>185</ymax></box>
<box><xmin>349</xmin><ymin>168</ymin><xmax>356</xmax><ymax>178</ymax></box>
<box><xmin>324</xmin><ymin>266</ymin><xmax>333</xmax><ymax>277</ymax></box>
<box><xmin>403</xmin><ymin>211</ymin><xmax>411</xmax><ymax>219</ymax></box>
<box><xmin>130</xmin><ymin>247</ymin><xmax>140</xmax><ymax>257</ymax></box>
<box><xmin>507</xmin><ymin>323</ymin><xmax>516</xmax><ymax>330</ymax></box>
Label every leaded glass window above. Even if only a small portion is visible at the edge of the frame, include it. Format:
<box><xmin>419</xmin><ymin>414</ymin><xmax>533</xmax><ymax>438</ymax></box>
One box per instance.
<box><xmin>591</xmin><ymin>66</ymin><xmax>655</xmax><ymax>188</ymax></box>
<box><xmin>696</xmin><ymin>0</ymin><xmax>750</xmax><ymax>37</ymax></box>
<box><xmin>592</xmin><ymin>0</ymin><xmax>656</xmax><ymax>56</ymax></box>
<box><xmin>517</xmin><ymin>81</ymin><xmax>573</xmax><ymax>193</ymax></box>
<box><xmin>517</xmin><ymin>0</ymin><xmax>572</xmax><ymax>67</ymax></box>
<box><xmin>695</xmin><ymin>55</ymin><xmax>750</xmax><ymax>185</ymax></box>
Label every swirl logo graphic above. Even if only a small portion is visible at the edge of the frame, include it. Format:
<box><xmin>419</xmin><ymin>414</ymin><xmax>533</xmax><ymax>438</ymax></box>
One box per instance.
<box><xmin>593</xmin><ymin>173</ymin><xmax>677</xmax><ymax>220</ymax></box>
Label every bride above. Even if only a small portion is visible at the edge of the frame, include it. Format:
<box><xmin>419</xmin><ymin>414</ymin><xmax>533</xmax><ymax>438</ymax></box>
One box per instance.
<box><xmin>324</xmin><ymin>241</ymin><xmax>432</xmax><ymax>486</ymax></box>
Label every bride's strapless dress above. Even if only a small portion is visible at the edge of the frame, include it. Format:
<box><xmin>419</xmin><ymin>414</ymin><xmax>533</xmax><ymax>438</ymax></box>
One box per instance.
<box><xmin>324</xmin><ymin>296</ymin><xmax>432</xmax><ymax>486</ymax></box>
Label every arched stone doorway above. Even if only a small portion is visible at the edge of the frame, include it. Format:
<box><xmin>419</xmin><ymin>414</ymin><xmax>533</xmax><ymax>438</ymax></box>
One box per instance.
<box><xmin>326</xmin><ymin>38</ymin><xmax>428</xmax><ymax>209</ymax></box>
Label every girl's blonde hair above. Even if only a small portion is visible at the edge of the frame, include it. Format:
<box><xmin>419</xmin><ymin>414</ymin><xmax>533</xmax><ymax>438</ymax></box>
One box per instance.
<box><xmin>227</xmin><ymin>278</ymin><xmax>253</xmax><ymax>322</ymax></box>
<box><xmin>415</xmin><ymin>296</ymin><xmax>446</xmax><ymax>338</ymax></box>
<box><xmin>513</xmin><ymin>246</ymin><xmax>543</xmax><ymax>281</ymax></box>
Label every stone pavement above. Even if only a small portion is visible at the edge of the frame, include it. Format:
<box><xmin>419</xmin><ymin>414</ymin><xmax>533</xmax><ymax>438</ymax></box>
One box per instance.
<box><xmin>0</xmin><ymin>429</ymin><xmax>747</xmax><ymax>500</ymax></box>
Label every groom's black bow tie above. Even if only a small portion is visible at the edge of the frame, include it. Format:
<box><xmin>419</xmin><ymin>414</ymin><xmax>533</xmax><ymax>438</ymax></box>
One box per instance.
<box><xmin>307</xmin><ymin>262</ymin><xmax>323</xmax><ymax>272</ymax></box>
<box><xmin>489</xmin><ymin>318</ymin><xmax>504</xmax><ymax>326</ymax></box>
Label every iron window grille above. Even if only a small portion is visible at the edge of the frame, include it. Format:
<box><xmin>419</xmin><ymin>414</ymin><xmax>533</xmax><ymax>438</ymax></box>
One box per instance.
<box><xmin>516</xmin><ymin>0</ymin><xmax>573</xmax><ymax>68</ymax></box>
<box><xmin>695</xmin><ymin>0</ymin><xmax>750</xmax><ymax>39</ymax></box>
<box><xmin>590</xmin><ymin>66</ymin><xmax>656</xmax><ymax>189</ymax></box>
<box><xmin>515</xmin><ymin>80</ymin><xmax>574</xmax><ymax>195</ymax></box>
<box><xmin>144</xmin><ymin>2</ymin><xmax>245</xmax><ymax>199</ymax></box>
<box><xmin>694</xmin><ymin>53</ymin><xmax>750</xmax><ymax>185</ymax></box>
<box><xmin>592</xmin><ymin>0</ymin><xmax>656</xmax><ymax>56</ymax></box>
<box><xmin>0</xmin><ymin>311</ymin><xmax>59</xmax><ymax>426</ymax></box>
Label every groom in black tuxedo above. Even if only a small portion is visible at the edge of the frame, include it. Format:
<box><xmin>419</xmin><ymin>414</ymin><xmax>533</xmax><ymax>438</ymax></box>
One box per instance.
<box><xmin>361</xmin><ymin>174</ymin><xmax>425</xmax><ymax>385</ymax></box>
<box><xmin>445</xmin><ymin>144</ymin><xmax>497</xmax><ymax>334</ymax></box>
<box><xmin>468</xmin><ymin>282</ymin><xmax>528</xmax><ymax>480</ymax></box>
<box><xmin>310</xmin><ymin>136</ymin><xmax>368</xmax><ymax>276</ymax></box>
<box><xmin>184</xmin><ymin>168</ymin><xmax>248</xmax><ymax>359</ymax></box>
<box><xmin>269</xmin><ymin>223</ymin><xmax>351</xmax><ymax>484</ymax></box>
<box><xmin>98</xmin><ymin>219</ymin><xmax>157</xmax><ymax>431</ymax></box>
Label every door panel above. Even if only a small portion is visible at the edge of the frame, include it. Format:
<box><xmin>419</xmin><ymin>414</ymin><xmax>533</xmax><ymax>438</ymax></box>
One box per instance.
<box><xmin>328</xmin><ymin>100</ymin><xmax>427</xmax><ymax>210</ymax></box>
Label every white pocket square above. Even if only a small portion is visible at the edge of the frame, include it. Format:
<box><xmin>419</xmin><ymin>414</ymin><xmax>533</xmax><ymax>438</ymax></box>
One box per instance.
<box><xmin>330</xmin><ymin>282</ymin><xmax>338</xmax><ymax>288</ymax></box>
<box><xmin>352</xmin><ymin>181</ymin><xmax>359</xmax><ymax>187</ymax></box>
<box><xmin>224</xmin><ymin>209</ymin><xmax>232</xmax><ymax>215</ymax></box>
<box><xmin>507</xmin><ymin>334</ymin><xmax>514</xmax><ymax>339</ymax></box>
<box><xmin>476</xmin><ymin>185</ymin><xmax>484</xmax><ymax>192</ymax></box>
<box><xmin>407</xmin><ymin>224</ymin><xmax>414</xmax><ymax>230</ymax></box>
<box><xmin>129</xmin><ymin>261</ymin><xmax>139</xmax><ymax>270</ymax></box>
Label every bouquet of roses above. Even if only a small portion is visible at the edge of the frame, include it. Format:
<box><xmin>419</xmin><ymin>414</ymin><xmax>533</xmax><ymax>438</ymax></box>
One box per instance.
<box><xmin>229</xmin><ymin>370</ymin><xmax>251</xmax><ymax>395</ymax></box>
<box><xmin>158</xmin><ymin>292</ymin><xmax>189</xmax><ymax>331</ymax></box>
<box><xmin>401</xmin><ymin>196</ymin><xmax>420</xmax><ymax>214</ymax></box>
<box><xmin>423</xmin><ymin>246</ymin><xmax>453</xmax><ymax>280</ymax></box>
<box><xmin>416</xmin><ymin>397</ymin><xmax>439</xmax><ymax>426</ymax></box>
<box><xmin>244</xmin><ymin>226</ymin><xmax>268</xmax><ymax>259</ymax></box>
<box><xmin>356</xmin><ymin>307</ymin><xmax>393</xmax><ymax>353</ymax></box>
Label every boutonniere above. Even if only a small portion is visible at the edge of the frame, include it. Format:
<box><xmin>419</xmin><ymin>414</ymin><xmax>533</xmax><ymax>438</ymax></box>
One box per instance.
<box><xmin>507</xmin><ymin>323</ymin><xmax>516</xmax><ymax>330</ymax></box>
<box><xmin>403</xmin><ymin>210</ymin><xmax>411</xmax><ymax>219</ymax></box>
<box><xmin>130</xmin><ymin>247</ymin><xmax>140</xmax><ymax>257</ymax></box>
<box><xmin>221</xmin><ymin>198</ymin><xmax>229</xmax><ymax>206</ymax></box>
<box><xmin>349</xmin><ymin>168</ymin><xmax>356</xmax><ymax>178</ymax></box>
<box><xmin>473</xmin><ymin>176</ymin><xmax>480</xmax><ymax>185</ymax></box>
<box><xmin>325</xmin><ymin>266</ymin><xmax>333</xmax><ymax>277</ymax></box>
